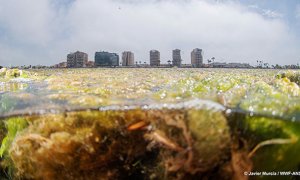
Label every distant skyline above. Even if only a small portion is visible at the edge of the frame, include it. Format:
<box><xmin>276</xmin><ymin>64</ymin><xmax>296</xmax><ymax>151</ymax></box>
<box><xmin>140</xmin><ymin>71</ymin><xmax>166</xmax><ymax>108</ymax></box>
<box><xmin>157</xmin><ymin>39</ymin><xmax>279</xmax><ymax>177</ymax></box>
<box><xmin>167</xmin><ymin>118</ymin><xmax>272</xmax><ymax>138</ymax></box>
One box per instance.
<box><xmin>0</xmin><ymin>0</ymin><xmax>299</xmax><ymax>66</ymax></box>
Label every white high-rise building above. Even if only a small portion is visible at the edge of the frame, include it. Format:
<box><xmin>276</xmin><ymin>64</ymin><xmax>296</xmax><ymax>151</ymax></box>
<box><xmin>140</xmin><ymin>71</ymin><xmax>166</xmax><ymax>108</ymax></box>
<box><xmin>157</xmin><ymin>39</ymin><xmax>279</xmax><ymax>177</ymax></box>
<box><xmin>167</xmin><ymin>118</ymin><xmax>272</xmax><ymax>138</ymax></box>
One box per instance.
<box><xmin>172</xmin><ymin>49</ymin><xmax>181</xmax><ymax>67</ymax></box>
<box><xmin>122</xmin><ymin>51</ymin><xmax>134</xmax><ymax>66</ymax></box>
<box><xmin>150</xmin><ymin>50</ymin><xmax>160</xmax><ymax>66</ymax></box>
<box><xmin>191</xmin><ymin>48</ymin><xmax>203</xmax><ymax>68</ymax></box>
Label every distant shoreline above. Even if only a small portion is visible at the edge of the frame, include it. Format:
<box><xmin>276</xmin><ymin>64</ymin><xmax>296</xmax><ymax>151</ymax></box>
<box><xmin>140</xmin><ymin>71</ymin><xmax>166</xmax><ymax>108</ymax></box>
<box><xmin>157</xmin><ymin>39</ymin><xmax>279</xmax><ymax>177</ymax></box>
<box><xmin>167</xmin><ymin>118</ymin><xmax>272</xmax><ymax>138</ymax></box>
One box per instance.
<box><xmin>16</xmin><ymin>67</ymin><xmax>300</xmax><ymax>70</ymax></box>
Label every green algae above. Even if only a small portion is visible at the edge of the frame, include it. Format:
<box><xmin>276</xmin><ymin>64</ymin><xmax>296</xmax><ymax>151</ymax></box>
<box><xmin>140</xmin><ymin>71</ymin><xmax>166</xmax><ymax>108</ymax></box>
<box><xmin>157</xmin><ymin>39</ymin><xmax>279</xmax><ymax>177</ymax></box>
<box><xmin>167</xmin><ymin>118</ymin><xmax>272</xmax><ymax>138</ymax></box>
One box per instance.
<box><xmin>0</xmin><ymin>117</ymin><xmax>28</xmax><ymax>179</ymax></box>
<box><xmin>0</xmin><ymin>117</ymin><xmax>28</xmax><ymax>157</ymax></box>
<box><xmin>0</xmin><ymin>69</ymin><xmax>30</xmax><ymax>80</ymax></box>
<box><xmin>2</xmin><ymin>68</ymin><xmax>299</xmax><ymax>118</ymax></box>
<box><xmin>0</xmin><ymin>69</ymin><xmax>31</xmax><ymax>94</ymax></box>
<box><xmin>2</xmin><ymin>106</ymin><xmax>299</xmax><ymax>179</ymax></box>
<box><xmin>0</xmin><ymin>68</ymin><xmax>300</xmax><ymax>179</ymax></box>
<box><xmin>0</xmin><ymin>106</ymin><xmax>231</xmax><ymax>179</ymax></box>
<box><xmin>186</xmin><ymin>109</ymin><xmax>231</xmax><ymax>173</ymax></box>
<box><xmin>238</xmin><ymin>78</ymin><xmax>300</xmax><ymax>118</ymax></box>
<box><xmin>276</xmin><ymin>70</ymin><xmax>300</xmax><ymax>85</ymax></box>
<box><xmin>228</xmin><ymin>114</ymin><xmax>300</xmax><ymax>180</ymax></box>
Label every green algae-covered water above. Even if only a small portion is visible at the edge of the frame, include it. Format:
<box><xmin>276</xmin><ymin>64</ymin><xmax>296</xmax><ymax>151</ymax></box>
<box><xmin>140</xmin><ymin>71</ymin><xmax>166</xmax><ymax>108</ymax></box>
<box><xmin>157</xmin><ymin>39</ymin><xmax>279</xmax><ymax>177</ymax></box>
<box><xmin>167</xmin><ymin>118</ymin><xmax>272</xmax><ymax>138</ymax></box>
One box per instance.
<box><xmin>0</xmin><ymin>68</ymin><xmax>300</xmax><ymax>179</ymax></box>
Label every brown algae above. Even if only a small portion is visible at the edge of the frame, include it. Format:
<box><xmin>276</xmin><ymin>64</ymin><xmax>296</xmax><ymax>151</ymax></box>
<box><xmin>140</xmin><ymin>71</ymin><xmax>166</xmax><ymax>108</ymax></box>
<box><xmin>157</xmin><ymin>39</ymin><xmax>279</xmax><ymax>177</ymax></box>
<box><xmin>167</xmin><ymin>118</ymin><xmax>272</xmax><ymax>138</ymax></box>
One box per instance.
<box><xmin>0</xmin><ymin>68</ymin><xmax>300</xmax><ymax>179</ymax></box>
<box><xmin>4</xmin><ymin>107</ymin><xmax>231</xmax><ymax>179</ymax></box>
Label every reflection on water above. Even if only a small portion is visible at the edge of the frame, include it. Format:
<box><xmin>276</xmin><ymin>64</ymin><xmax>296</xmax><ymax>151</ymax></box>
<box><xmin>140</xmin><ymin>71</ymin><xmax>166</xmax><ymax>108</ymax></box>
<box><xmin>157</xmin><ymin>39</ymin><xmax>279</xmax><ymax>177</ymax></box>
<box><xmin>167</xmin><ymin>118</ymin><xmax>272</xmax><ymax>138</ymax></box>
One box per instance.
<box><xmin>0</xmin><ymin>82</ymin><xmax>28</xmax><ymax>93</ymax></box>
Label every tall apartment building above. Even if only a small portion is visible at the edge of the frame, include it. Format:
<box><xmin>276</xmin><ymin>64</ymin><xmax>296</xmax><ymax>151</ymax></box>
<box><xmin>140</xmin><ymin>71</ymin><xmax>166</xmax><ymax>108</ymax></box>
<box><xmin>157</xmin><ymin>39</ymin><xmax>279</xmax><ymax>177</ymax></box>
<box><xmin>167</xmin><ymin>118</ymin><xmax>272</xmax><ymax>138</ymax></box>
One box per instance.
<box><xmin>172</xmin><ymin>49</ymin><xmax>182</xmax><ymax>67</ymax></box>
<box><xmin>122</xmin><ymin>51</ymin><xmax>134</xmax><ymax>66</ymax></box>
<box><xmin>95</xmin><ymin>51</ymin><xmax>119</xmax><ymax>67</ymax></box>
<box><xmin>67</xmin><ymin>51</ymin><xmax>88</xmax><ymax>68</ymax></box>
<box><xmin>191</xmin><ymin>48</ymin><xmax>203</xmax><ymax>68</ymax></box>
<box><xmin>150</xmin><ymin>50</ymin><xmax>160</xmax><ymax>66</ymax></box>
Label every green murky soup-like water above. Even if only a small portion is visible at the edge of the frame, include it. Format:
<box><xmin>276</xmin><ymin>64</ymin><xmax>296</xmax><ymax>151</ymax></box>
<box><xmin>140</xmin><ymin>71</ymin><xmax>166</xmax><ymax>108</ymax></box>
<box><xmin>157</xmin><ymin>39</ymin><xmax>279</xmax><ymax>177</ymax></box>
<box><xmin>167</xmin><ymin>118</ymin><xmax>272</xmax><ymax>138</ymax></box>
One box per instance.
<box><xmin>0</xmin><ymin>68</ymin><xmax>299</xmax><ymax>179</ymax></box>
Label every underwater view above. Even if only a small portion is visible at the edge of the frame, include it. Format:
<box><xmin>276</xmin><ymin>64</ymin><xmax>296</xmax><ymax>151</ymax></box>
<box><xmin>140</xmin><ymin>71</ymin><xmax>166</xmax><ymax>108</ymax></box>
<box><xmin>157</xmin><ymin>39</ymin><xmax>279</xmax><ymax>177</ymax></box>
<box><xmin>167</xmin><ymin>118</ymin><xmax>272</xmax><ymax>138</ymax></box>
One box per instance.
<box><xmin>0</xmin><ymin>68</ymin><xmax>300</xmax><ymax>179</ymax></box>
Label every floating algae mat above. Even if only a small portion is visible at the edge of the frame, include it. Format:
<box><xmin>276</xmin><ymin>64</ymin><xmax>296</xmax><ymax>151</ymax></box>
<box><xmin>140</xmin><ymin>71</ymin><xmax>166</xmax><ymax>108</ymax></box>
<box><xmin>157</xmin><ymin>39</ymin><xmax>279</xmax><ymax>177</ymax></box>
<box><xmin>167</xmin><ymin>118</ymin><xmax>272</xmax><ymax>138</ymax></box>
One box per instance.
<box><xmin>0</xmin><ymin>68</ymin><xmax>300</xmax><ymax>179</ymax></box>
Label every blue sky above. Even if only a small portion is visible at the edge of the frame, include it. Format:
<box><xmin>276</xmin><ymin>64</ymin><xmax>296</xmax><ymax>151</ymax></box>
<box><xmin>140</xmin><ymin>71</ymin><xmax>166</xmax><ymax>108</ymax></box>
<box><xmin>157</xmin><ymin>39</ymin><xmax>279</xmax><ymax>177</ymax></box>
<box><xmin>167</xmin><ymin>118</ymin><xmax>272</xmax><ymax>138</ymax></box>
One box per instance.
<box><xmin>0</xmin><ymin>0</ymin><xmax>299</xmax><ymax>66</ymax></box>
<box><xmin>240</xmin><ymin>0</ymin><xmax>300</xmax><ymax>33</ymax></box>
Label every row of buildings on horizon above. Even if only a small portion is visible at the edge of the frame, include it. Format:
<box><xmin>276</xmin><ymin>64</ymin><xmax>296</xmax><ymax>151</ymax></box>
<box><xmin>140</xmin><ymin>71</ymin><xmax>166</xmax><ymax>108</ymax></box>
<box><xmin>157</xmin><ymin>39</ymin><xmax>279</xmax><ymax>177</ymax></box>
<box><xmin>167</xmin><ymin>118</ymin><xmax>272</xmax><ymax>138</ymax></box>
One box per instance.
<box><xmin>54</xmin><ymin>49</ymin><xmax>253</xmax><ymax>68</ymax></box>
<box><xmin>55</xmin><ymin>49</ymin><xmax>206</xmax><ymax>68</ymax></box>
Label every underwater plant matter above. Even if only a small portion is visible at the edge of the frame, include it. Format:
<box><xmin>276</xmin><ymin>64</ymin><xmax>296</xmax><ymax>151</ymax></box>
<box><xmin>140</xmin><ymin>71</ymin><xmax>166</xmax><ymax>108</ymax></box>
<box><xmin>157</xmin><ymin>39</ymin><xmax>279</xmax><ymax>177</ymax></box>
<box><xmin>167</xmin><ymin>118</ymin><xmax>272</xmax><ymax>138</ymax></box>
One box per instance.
<box><xmin>0</xmin><ymin>68</ymin><xmax>299</xmax><ymax>179</ymax></box>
